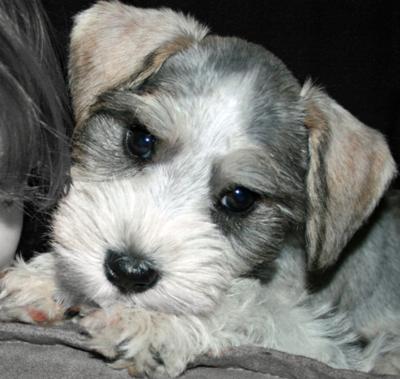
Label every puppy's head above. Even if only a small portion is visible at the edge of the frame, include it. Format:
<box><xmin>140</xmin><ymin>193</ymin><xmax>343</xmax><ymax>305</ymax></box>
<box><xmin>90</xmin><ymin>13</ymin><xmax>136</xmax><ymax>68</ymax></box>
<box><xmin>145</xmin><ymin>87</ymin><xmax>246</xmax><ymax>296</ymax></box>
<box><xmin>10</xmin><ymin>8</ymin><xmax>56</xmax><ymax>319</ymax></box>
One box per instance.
<box><xmin>53</xmin><ymin>1</ymin><xmax>396</xmax><ymax>314</ymax></box>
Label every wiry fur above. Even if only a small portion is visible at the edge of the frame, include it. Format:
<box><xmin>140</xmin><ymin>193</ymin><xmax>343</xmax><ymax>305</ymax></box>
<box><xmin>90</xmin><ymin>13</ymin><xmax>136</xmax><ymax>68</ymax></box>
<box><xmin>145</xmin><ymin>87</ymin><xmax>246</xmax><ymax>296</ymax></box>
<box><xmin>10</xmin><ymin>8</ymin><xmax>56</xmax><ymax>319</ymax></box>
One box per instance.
<box><xmin>0</xmin><ymin>1</ymin><xmax>399</xmax><ymax>377</ymax></box>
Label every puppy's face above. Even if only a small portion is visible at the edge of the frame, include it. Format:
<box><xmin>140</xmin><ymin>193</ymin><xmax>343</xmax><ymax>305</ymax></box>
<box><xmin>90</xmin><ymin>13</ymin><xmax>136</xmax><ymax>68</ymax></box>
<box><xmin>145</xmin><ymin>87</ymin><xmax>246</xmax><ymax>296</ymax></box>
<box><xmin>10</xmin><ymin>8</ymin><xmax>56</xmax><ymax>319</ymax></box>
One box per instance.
<box><xmin>52</xmin><ymin>2</ymin><xmax>396</xmax><ymax>315</ymax></box>
<box><xmin>54</xmin><ymin>36</ymin><xmax>307</xmax><ymax>314</ymax></box>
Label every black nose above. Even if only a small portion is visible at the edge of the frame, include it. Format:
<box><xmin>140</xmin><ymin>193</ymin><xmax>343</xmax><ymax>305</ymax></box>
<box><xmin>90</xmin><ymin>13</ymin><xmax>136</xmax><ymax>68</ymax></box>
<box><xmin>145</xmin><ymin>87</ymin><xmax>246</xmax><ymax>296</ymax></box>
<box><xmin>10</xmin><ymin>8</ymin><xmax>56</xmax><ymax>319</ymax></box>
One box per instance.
<box><xmin>104</xmin><ymin>250</ymin><xmax>159</xmax><ymax>294</ymax></box>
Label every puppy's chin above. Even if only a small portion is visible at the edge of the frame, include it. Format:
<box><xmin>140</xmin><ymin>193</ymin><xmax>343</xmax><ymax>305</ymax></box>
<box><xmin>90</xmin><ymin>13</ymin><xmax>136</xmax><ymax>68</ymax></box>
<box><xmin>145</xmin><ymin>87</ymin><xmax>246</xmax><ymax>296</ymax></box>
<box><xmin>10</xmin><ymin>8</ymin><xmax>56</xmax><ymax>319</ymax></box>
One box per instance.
<box><xmin>58</xmin><ymin>277</ymin><xmax>225</xmax><ymax>317</ymax></box>
<box><xmin>127</xmin><ymin>280</ymin><xmax>224</xmax><ymax>315</ymax></box>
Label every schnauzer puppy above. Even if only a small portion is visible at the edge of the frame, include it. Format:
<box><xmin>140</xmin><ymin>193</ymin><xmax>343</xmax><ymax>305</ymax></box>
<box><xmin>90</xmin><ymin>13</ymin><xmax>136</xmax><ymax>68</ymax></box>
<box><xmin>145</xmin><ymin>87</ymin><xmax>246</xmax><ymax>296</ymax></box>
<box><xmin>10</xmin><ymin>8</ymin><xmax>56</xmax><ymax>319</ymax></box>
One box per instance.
<box><xmin>1</xmin><ymin>1</ymin><xmax>399</xmax><ymax>377</ymax></box>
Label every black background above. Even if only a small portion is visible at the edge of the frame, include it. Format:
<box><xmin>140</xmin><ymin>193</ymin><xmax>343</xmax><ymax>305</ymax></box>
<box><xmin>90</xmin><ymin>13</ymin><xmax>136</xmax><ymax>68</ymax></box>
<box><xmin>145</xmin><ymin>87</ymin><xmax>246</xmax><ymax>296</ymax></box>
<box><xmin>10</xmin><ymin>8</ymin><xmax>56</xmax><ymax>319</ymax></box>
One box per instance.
<box><xmin>42</xmin><ymin>0</ymin><xmax>400</xmax><ymax>187</ymax></box>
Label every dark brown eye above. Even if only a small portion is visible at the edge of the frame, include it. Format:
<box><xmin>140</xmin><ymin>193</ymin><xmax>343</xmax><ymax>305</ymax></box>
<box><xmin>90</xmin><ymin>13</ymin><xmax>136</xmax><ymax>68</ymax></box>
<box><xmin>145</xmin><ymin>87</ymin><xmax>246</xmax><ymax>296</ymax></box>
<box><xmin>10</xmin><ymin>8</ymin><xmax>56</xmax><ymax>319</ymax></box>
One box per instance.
<box><xmin>220</xmin><ymin>186</ymin><xmax>259</xmax><ymax>213</ymax></box>
<box><xmin>125</xmin><ymin>127</ymin><xmax>156</xmax><ymax>160</ymax></box>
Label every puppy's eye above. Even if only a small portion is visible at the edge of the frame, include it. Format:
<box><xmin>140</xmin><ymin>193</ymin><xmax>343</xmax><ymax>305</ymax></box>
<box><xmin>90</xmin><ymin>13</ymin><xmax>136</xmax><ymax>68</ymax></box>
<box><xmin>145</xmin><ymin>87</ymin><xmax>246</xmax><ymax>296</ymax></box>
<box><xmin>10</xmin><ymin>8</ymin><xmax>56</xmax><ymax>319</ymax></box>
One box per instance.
<box><xmin>125</xmin><ymin>127</ymin><xmax>156</xmax><ymax>160</ymax></box>
<box><xmin>220</xmin><ymin>186</ymin><xmax>259</xmax><ymax>213</ymax></box>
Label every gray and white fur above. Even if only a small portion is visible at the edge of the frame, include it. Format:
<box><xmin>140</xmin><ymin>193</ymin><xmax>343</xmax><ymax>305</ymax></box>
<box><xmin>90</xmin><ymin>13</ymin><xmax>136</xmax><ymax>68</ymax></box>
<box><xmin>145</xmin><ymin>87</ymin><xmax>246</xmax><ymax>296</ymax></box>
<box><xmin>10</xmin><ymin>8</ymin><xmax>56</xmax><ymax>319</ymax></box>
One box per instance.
<box><xmin>1</xmin><ymin>1</ymin><xmax>399</xmax><ymax>377</ymax></box>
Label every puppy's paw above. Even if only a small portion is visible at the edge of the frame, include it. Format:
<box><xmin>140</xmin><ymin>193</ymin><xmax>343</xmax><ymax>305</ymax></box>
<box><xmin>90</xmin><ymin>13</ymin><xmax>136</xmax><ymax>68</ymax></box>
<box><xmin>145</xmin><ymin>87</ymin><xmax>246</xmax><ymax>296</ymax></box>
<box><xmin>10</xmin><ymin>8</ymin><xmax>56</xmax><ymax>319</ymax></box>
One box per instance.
<box><xmin>80</xmin><ymin>306</ymin><xmax>188</xmax><ymax>378</ymax></box>
<box><xmin>0</xmin><ymin>256</ymin><xmax>65</xmax><ymax>324</ymax></box>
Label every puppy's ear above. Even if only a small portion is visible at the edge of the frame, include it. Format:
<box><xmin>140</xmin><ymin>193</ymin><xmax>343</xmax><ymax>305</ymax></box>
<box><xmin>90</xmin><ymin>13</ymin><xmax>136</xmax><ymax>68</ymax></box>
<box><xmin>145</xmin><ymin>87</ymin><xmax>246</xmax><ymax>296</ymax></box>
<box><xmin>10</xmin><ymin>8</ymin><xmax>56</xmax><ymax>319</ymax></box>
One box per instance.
<box><xmin>302</xmin><ymin>81</ymin><xmax>397</xmax><ymax>271</ymax></box>
<box><xmin>69</xmin><ymin>0</ymin><xmax>208</xmax><ymax>126</ymax></box>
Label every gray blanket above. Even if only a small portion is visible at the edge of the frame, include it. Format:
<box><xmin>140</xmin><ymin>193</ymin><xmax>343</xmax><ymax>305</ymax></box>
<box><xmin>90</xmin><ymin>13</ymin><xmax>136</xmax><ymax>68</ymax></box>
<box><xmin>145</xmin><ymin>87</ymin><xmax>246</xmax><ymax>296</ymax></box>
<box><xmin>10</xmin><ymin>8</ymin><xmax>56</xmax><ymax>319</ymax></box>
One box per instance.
<box><xmin>0</xmin><ymin>322</ymin><xmax>398</xmax><ymax>379</ymax></box>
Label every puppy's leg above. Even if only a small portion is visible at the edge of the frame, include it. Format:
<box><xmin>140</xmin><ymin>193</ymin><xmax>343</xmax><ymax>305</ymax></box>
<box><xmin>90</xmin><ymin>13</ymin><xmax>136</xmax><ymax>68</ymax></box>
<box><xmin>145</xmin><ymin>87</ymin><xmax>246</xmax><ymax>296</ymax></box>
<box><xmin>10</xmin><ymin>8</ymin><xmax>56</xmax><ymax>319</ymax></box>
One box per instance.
<box><xmin>80</xmin><ymin>306</ymin><xmax>213</xmax><ymax>378</ymax></box>
<box><xmin>80</xmin><ymin>278</ymin><xmax>370</xmax><ymax>378</ymax></box>
<box><xmin>0</xmin><ymin>253</ymin><xmax>64</xmax><ymax>324</ymax></box>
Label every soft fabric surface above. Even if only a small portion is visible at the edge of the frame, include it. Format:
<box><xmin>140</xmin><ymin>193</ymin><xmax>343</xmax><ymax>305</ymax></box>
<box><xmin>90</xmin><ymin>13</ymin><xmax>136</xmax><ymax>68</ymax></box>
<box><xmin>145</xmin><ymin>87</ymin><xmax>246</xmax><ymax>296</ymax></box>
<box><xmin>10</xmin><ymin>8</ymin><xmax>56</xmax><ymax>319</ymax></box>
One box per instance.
<box><xmin>0</xmin><ymin>322</ymin><xmax>398</xmax><ymax>379</ymax></box>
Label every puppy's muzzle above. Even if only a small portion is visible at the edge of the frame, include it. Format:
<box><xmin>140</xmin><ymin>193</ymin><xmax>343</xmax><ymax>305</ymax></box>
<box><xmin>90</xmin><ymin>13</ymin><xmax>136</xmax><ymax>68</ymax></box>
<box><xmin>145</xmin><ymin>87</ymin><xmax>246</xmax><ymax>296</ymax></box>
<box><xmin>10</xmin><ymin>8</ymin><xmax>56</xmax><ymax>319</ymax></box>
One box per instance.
<box><xmin>104</xmin><ymin>250</ymin><xmax>159</xmax><ymax>294</ymax></box>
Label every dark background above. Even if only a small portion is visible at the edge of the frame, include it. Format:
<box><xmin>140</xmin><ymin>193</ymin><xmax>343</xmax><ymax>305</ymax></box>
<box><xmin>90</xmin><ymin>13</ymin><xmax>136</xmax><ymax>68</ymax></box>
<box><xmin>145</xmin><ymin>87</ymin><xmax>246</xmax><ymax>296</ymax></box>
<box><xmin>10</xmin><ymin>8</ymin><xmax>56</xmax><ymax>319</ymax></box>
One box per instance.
<box><xmin>20</xmin><ymin>0</ymin><xmax>400</xmax><ymax>258</ymax></box>
<box><xmin>42</xmin><ymin>0</ymin><xmax>400</xmax><ymax>185</ymax></box>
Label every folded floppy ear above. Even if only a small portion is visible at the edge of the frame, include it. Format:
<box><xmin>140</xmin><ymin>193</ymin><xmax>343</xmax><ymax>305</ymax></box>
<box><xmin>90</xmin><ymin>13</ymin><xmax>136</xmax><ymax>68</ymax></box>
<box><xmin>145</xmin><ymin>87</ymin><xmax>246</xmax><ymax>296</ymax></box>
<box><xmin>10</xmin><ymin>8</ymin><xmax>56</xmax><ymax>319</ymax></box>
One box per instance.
<box><xmin>302</xmin><ymin>81</ymin><xmax>397</xmax><ymax>271</ymax></box>
<box><xmin>69</xmin><ymin>0</ymin><xmax>208</xmax><ymax>127</ymax></box>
